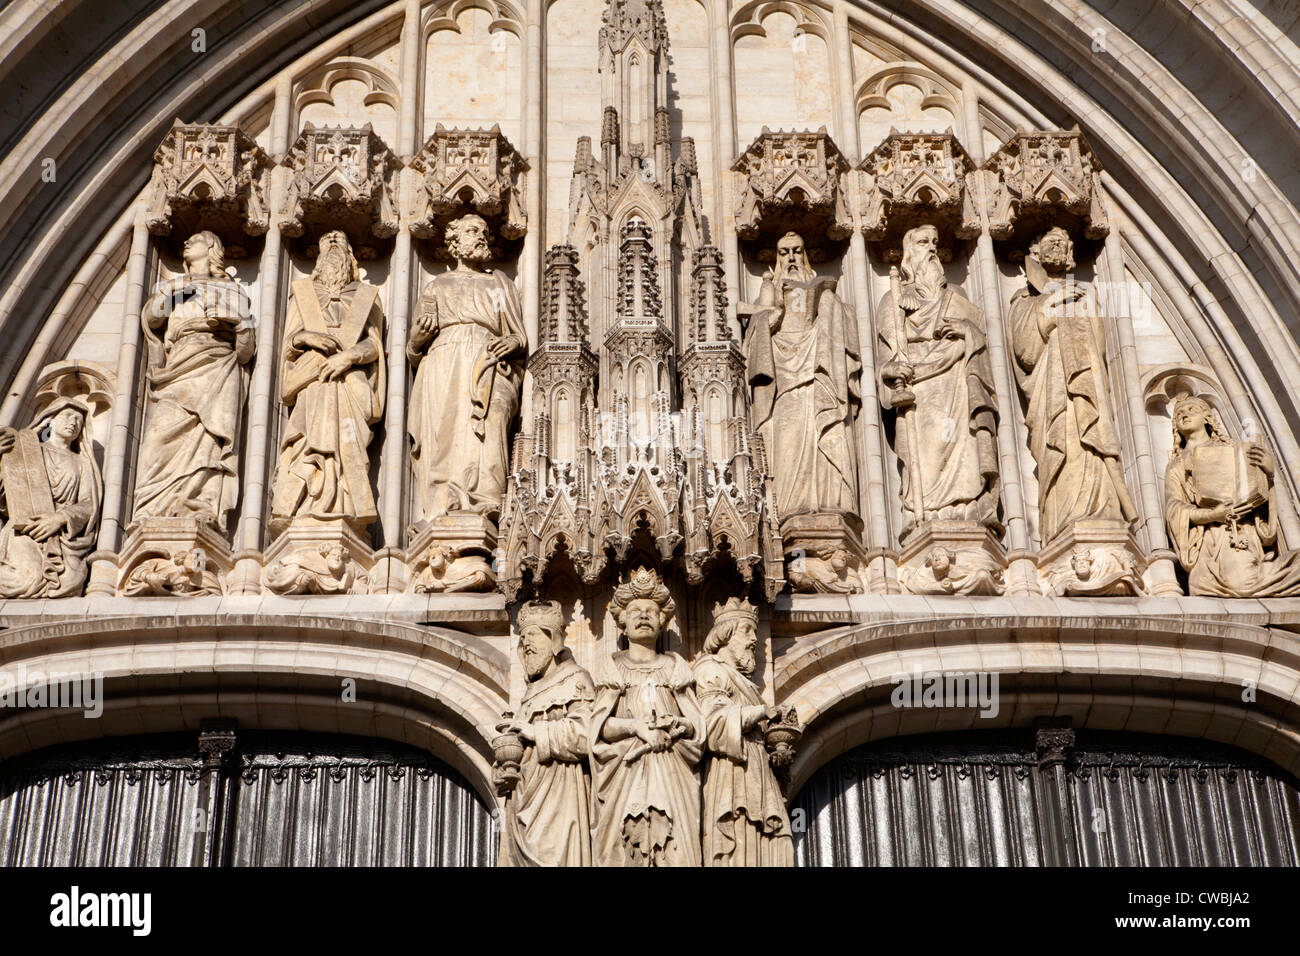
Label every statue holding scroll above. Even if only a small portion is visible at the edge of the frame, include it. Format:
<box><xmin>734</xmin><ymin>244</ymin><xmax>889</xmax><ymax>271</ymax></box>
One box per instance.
<box><xmin>0</xmin><ymin>398</ymin><xmax>102</xmax><ymax>598</ymax></box>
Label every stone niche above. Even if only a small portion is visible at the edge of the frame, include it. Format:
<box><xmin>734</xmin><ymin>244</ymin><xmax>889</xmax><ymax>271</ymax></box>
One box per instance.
<box><xmin>145</xmin><ymin>121</ymin><xmax>273</xmax><ymax>259</ymax></box>
<box><xmin>983</xmin><ymin>128</ymin><xmax>1109</xmax><ymax>256</ymax></box>
<box><xmin>278</xmin><ymin>123</ymin><xmax>401</xmax><ymax>257</ymax></box>
<box><xmin>409</xmin><ymin>124</ymin><xmax>528</xmax><ymax>260</ymax></box>
<box><xmin>859</xmin><ymin>129</ymin><xmax>980</xmax><ymax>260</ymax></box>
<box><xmin>732</xmin><ymin>127</ymin><xmax>852</xmax><ymax>262</ymax></box>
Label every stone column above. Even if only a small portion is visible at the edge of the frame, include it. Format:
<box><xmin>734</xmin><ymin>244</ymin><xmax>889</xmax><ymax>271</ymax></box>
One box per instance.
<box><xmin>709</xmin><ymin>0</ymin><xmax>742</xmax><ymax>335</ymax></box>
<box><xmin>834</xmin><ymin>0</ymin><xmax>896</xmax><ymax>591</ymax></box>
<box><xmin>229</xmin><ymin>74</ymin><xmax>293</xmax><ymax>594</ymax></box>
<box><xmin>1102</xmin><ymin>224</ymin><xmax>1180</xmax><ymax>595</ymax></box>
<box><xmin>960</xmin><ymin>88</ymin><xmax>1037</xmax><ymax>594</ymax></box>
<box><xmin>378</xmin><ymin>0</ymin><xmax>423</xmax><ymax>569</ymax></box>
<box><xmin>86</xmin><ymin>213</ymin><xmax>153</xmax><ymax>596</ymax></box>
<box><xmin>519</xmin><ymin>0</ymin><xmax>544</xmax><ymax>418</ymax></box>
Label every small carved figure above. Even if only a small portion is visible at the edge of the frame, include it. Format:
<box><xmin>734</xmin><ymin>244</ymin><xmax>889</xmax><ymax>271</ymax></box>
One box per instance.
<box><xmin>263</xmin><ymin>542</ymin><xmax>363</xmax><ymax>595</ymax></box>
<box><xmin>122</xmin><ymin>548</ymin><xmax>222</xmax><ymax>596</ymax></box>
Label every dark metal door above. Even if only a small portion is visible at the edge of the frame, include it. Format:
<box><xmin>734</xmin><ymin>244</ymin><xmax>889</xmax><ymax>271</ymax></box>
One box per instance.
<box><xmin>792</xmin><ymin>729</ymin><xmax>1300</xmax><ymax>866</ymax></box>
<box><xmin>0</xmin><ymin>731</ymin><xmax>495</xmax><ymax>866</ymax></box>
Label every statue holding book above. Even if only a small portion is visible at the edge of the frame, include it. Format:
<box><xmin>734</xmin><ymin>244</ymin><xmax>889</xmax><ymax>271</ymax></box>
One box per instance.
<box><xmin>270</xmin><ymin>230</ymin><xmax>385</xmax><ymax>531</ymax></box>
<box><xmin>1164</xmin><ymin>395</ymin><xmax>1300</xmax><ymax>596</ymax></box>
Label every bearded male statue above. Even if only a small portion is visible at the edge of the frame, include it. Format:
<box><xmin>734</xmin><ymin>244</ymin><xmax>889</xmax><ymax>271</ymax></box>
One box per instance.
<box><xmin>743</xmin><ymin>231</ymin><xmax>861</xmax><ymax>522</ymax></box>
<box><xmin>407</xmin><ymin>214</ymin><xmax>527</xmax><ymax>527</ymax></box>
<box><xmin>1009</xmin><ymin>226</ymin><xmax>1137</xmax><ymax>542</ymax></box>
<box><xmin>271</xmin><ymin>230</ymin><xmax>384</xmax><ymax>531</ymax></box>
<box><xmin>694</xmin><ymin>598</ymin><xmax>794</xmax><ymax>867</ymax></box>
<box><xmin>876</xmin><ymin>224</ymin><xmax>1000</xmax><ymax>539</ymax></box>
<box><xmin>495</xmin><ymin>600</ymin><xmax>595</xmax><ymax>867</ymax></box>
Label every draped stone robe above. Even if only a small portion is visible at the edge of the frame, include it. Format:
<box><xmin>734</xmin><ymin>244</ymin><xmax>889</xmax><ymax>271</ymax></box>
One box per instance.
<box><xmin>745</xmin><ymin>276</ymin><xmax>861</xmax><ymax>520</ymax></box>
<box><xmin>589</xmin><ymin>650</ymin><xmax>704</xmax><ymax>867</ymax></box>
<box><xmin>1009</xmin><ymin>279</ymin><xmax>1137</xmax><ymax>540</ymax></box>
<box><xmin>694</xmin><ymin>654</ymin><xmax>793</xmax><ymax>867</ymax></box>
<box><xmin>0</xmin><ymin>429</ymin><xmax>102</xmax><ymax>598</ymax></box>
<box><xmin>133</xmin><ymin>276</ymin><xmax>251</xmax><ymax>528</ymax></box>
<box><xmin>407</xmin><ymin>269</ymin><xmax>526</xmax><ymax>524</ymax></box>
<box><xmin>876</xmin><ymin>283</ymin><xmax>1000</xmax><ymax>532</ymax></box>
<box><xmin>1165</xmin><ymin>442</ymin><xmax>1300</xmax><ymax>596</ymax></box>
<box><xmin>498</xmin><ymin>656</ymin><xmax>595</xmax><ymax>867</ymax></box>
<box><xmin>271</xmin><ymin>278</ymin><xmax>384</xmax><ymax>527</ymax></box>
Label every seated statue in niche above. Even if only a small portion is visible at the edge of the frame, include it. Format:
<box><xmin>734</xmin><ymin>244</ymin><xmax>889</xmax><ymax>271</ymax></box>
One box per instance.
<box><xmin>1165</xmin><ymin>394</ymin><xmax>1300</xmax><ymax>596</ymax></box>
<box><xmin>1008</xmin><ymin>227</ymin><xmax>1137</xmax><ymax>541</ymax></box>
<box><xmin>693</xmin><ymin>598</ymin><xmax>794</xmax><ymax>867</ymax></box>
<box><xmin>132</xmin><ymin>230</ymin><xmax>253</xmax><ymax>531</ymax></box>
<box><xmin>407</xmin><ymin>214</ymin><xmax>527</xmax><ymax>527</ymax></box>
<box><xmin>590</xmin><ymin>566</ymin><xmax>704</xmax><ymax>867</ymax></box>
<box><xmin>876</xmin><ymin>224</ymin><xmax>1000</xmax><ymax>538</ymax></box>
<box><xmin>494</xmin><ymin>600</ymin><xmax>595</xmax><ymax>867</ymax></box>
<box><xmin>743</xmin><ymin>231</ymin><xmax>861</xmax><ymax>522</ymax></box>
<box><xmin>270</xmin><ymin>230</ymin><xmax>384</xmax><ymax>532</ymax></box>
<box><xmin>0</xmin><ymin>398</ymin><xmax>102</xmax><ymax>598</ymax></box>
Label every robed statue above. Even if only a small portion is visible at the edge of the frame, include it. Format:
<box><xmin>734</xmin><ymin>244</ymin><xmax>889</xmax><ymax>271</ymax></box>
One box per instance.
<box><xmin>590</xmin><ymin>567</ymin><xmax>704</xmax><ymax>866</ymax></box>
<box><xmin>694</xmin><ymin>598</ymin><xmax>794</xmax><ymax>867</ymax></box>
<box><xmin>1009</xmin><ymin>227</ymin><xmax>1137</xmax><ymax>541</ymax></box>
<box><xmin>133</xmin><ymin>230</ymin><xmax>253</xmax><ymax>530</ymax></box>
<box><xmin>876</xmin><ymin>224</ymin><xmax>1000</xmax><ymax>536</ymax></box>
<box><xmin>1165</xmin><ymin>394</ymin><xmax>1300</xmax><ymax>596</ymax></box>
<box><xmin>270</xmin><ymin>230</ymin><xmax>384</xmax><ymax>530</ymax></box>
<box><xmin>0</xmin><ymin>397</ymin><xmax>102</xmax><ymax>598</ymax></box>
<box><xmin>407</xmin><ymin>214</ymin><xmax>527</xmax><ymax>526</ymax></box>
<box><xmin>494</xmin><ymin>600</ymin><xmax>595</xmax><ymax>867</ymax></box>
<box><xmin>743</xmin><ymin>231</ymin><xmax>861</xmax><ymax>521</ymax></box>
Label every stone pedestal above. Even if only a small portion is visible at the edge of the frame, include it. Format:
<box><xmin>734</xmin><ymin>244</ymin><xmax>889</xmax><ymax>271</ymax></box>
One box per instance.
<box><xmin>898</xmin><ymin>520</ymin><xmax>1006</xmax><ymax>595</ymax></box>
<box><xmin>262</xmin><ymin>519</ymin><xmax>373</xmax><ymax>595</ymax></box>
<box><xmin>117</xmin><ymin>517</ymin><xmax>231</xmax><ymax>596</ymax></box>
<box><xmin>781</xmin><ymin>512</ymin><xmax>866</xmax><ymax>594</ymax></box>
<box><xmin>406</xmin><ymin>514</ymin><xmax>497</xmax><ymax>594</ymax></box>
<box><xmin>1037</xmin><ymin>519</ymin><xmax>1145</xmax><ymax>596</ymax></box>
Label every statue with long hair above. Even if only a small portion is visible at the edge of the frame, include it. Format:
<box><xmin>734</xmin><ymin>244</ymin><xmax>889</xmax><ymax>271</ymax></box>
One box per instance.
<box><xmin>1165</xmin><ymin>394</ymin><xmax>1300</xmax><ymax>596</ymax></box>
<box><xmin>132</xmin><ymin>230</ymin><xmax>253</xmax><ymax>530</ymax></box>
<box><xmin>0</xmin><ymin>397</ymin><xmax>102</xmax><ymax>597</ymax></box>
<box><xmin>270</xmin><ymin>230</ymin><xmax>384</xmax><ymax>531</ymax></box>
<box><xmin>743</xmin><ymin>231</ymin><xmax>861</xmax><ymax>521</ymax></box>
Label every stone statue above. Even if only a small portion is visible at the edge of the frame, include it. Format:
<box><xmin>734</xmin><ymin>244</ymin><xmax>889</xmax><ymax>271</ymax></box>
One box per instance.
<box><xmin>263</xmin><ymin>542</ymin><xmax>363</xmax><ymax>595</ymax></box>
<box><xmin>1009</xmin><ymin>226</ymin><xmax>1137</xmax><ymax>541</ymax></box>
<box><xmin>1165</xmin><ymin>394</ymin><xmax>1300</xmax><ymax>596</ymax></box>
<box><xmin>876</xmin><ymin>224</ymin><xmax>1000</xmax><ymax>537</ymax></box>
<box><xmin>121</xmin><ymin>547</ymin><xmax>221</xmax><ymax>597</ymax></box>
<box><xmin>132</xmin><ymin>230</ymin><xmax>253</xmax><ymax>531</ymax></box>
<box><xmin>743</xmin><ymin>231</ymin><xmax>861</xmax><ymax>521</ymax></box>
<box><xmin>270</xmin><ymin>230</ymin><xmax>384</xmax><ymax>531</ymax></box>
<box><xmin>407</xmin><ymin>213</ymin><xmax>527</xmax><ymax>526</ymax></box>
<box><xmin>494</xmin><ymin>600</ymin><xmax>595</xmax><ymax>867</ymax></box>
<box><xmin>0</xmin><ymin>398</ymin><xmax>102</xmax><ymax>598</ymax></box>
<box><xmin>693</xmin><ymin>598</ymin><xmax>794</xmax><ymax>867</ymax></box>
<box><xmin>590</xmin><ymin>566</ymin><xmax>704</xmax><ymax>866</ymax></box>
